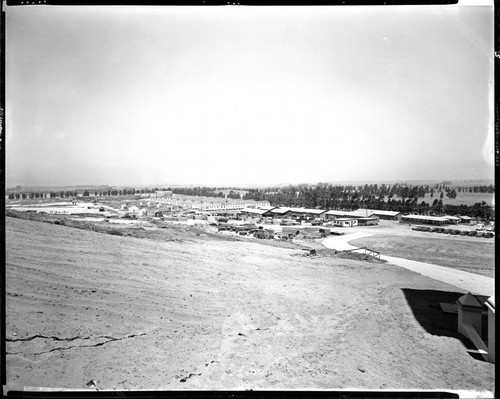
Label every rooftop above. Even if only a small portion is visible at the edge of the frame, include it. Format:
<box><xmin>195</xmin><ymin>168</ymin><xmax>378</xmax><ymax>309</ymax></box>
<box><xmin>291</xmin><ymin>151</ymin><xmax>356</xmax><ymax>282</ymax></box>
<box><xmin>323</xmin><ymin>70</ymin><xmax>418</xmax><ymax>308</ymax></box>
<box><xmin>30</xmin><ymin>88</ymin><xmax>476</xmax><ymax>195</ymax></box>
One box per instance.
<box><xmin>241</xmin><ymin>208</ymin><xmax>270</xmax><ymax>215</ymax></box>
<box><xmin>258</xmin><ymin>206</ymin><xmax>277</xmax><ymax>211</ymax></box>
<box><xmin>401</xmin><ymin>214</ymin><xmax>450</xmax><ymax>222</ymax></box>
<box><xmin>366</xmin><ymin>209</ymin><xmax>401</xmax><ymax>216</ymax></box>
<box><xmin>270</xmin><ymin>208</ymin><xmax>291</xmax><ymax>214</ymax></box>
<box><xmin>325</xmin><ymin>210</ymin><xmax>369</xmax><ymax>218</ymax></box>
<box><xmin>287</xmin><ymin>207</ymin><xmax>326</xmax><ymax>215</ymax></box>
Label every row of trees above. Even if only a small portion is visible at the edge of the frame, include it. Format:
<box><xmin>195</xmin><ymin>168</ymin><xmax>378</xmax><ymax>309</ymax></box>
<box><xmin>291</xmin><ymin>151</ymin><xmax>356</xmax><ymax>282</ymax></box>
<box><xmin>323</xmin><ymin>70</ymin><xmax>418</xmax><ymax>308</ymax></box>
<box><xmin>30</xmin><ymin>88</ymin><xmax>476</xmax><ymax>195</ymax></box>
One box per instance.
<box><xmin>170</xmin><ymin>187</ymin><xmax>225</xmax><ymax>198</ymax></box>
<box><xmin>456</xmin><ymin>185</ymin><xmax>495</xmax><ymax>193</ymax></box>
<box><xmin>242</xmin><ymin>183</ymin><xmax>491</xmax><ymax>207</ymax></box>
<box><xmin>430</xmin><ymin>184</ymin><xmax>494</xmax><ymax>193</ymax></box>
<box><xmin>7</xmin><ymin>191</ymin><xmax>78</xmax><ymax>200</ymax></box>
<box><xmin>169</xmin><ymin>187</ymin><xmax>243</xmax><ymax>200</ymax></box>
<box><xmin>7</xmin><ymin>187</ymin><xmax>162</xmax><ymax>200</ymax></box>
<box><xmin>82</xmin><ymin>188</ymin><xmax>139</xmax><ymax>197</ymax></box>
<box><xmin>239</xmin><ymin>183</ymin><xmax>494</xmax><ymax>219</ymax></box>
<box><xmin>444</xmin><ymin>201</ymin><xmax>493</xmax><ymax>220</ymax></box>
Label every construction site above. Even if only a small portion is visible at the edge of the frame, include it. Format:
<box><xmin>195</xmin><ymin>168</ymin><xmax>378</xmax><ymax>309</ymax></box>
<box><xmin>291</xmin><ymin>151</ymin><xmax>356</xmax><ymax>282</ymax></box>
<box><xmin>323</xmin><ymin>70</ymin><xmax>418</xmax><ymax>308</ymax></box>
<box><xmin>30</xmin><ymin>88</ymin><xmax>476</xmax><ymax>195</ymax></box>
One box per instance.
<box><xmin>4</xmin><ymin>1</ymin><xmax>494</xmax><ymax>395</ymax></box>
<box><xmin>5</xmin><ymin>195</ymin><xmax>495</xmax><ymax>394</ymax></box>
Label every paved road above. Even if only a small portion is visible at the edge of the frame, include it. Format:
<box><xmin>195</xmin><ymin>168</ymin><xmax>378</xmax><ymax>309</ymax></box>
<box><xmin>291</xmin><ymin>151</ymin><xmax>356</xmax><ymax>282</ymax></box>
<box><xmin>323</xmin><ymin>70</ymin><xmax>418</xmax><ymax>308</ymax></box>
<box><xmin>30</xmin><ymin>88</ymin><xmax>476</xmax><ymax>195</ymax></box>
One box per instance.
<box><xmin>322</xmin><ymin>233</ymin><xmax>374</xmax><ymax>251</ymax></box>
<box><xmin>322</xmin><ymin>233</ymin><xmax>494</xmax><ymax>297</ymax></box>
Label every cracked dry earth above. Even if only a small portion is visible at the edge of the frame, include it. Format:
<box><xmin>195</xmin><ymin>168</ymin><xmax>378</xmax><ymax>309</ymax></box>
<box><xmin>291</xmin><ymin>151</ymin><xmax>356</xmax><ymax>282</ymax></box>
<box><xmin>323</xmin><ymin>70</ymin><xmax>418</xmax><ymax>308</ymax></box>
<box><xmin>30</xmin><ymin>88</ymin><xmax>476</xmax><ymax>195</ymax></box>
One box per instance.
<box><xmin>7</xmin><ymin>333</ymin><xmax>147</xmax><ymax>356</ymax></box>
<box><xmin>5</xmin><ymin>217</ymin><xmax>495</xmax><ymax>391</ymax></box>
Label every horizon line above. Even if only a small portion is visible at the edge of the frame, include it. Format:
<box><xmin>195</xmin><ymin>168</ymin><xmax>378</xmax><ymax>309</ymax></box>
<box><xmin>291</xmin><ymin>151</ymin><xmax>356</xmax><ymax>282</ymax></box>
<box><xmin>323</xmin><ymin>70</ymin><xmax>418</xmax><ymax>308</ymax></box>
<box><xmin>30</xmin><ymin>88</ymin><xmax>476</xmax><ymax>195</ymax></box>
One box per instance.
<box><xmin>6</xmin><ymin>178</ymin><xmax>495</xmax><ymax>191</ymax></box>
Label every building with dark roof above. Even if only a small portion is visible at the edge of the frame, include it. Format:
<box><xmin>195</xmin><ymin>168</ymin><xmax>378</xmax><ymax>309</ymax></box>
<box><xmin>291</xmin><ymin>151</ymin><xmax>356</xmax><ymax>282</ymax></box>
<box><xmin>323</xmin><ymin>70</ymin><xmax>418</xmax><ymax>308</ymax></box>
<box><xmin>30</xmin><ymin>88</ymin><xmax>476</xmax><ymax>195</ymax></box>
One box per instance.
<box><xmin>269</xmin><ymin>207</ymin><xmax>291</xmax><ymax>218</ymax></box>
<box><xmin>286</xmin><ymin>207</ymin><xmax>327</xmax><ymax>219</ymax></box>
<box><xmin>240</xmin><ymin>208</ymin><xmax>273</xmax><ymax>217</ymax></box>
<box><xmin>366</xmin><ymin>210</ymin><xmax>402</xmax><ymax>221</ymax></box>
<box><xmin>356</xmin><ymin>216</ymin><xmax>380</xmax><ymax>226</ymax></box>
<box><xmin>444</xmin><ymin>215</ymin><xmax>461</xmax><ymax>224</ymax></box>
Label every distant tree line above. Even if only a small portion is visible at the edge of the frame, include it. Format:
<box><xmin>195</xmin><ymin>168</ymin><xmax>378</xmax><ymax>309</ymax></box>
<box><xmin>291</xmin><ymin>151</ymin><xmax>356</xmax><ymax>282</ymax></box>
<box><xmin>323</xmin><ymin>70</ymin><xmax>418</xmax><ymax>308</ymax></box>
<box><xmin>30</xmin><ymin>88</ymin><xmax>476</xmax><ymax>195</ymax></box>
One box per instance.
<box><xmin>455</xmin><ymin>185</ymin><xmax>495</xmax><ymax>193</ymax></box>
<box><xmin>168</xmin><ymin>187</ymin><xmax>244</xmax><ymax>200</ymax></box>
<box><xmin>226</xmin><ymin>191</ymin><xmax>242</xmax><ymax>200</ymax></box>
<box><xmin>6</xmin><ymin>187</ymin><xmax>163</xmax><ymax>200</ymax></box>
<box><xmin>170</xmin><ymin>187</ymin><xmax>225</xmax><ymax>198</ymax></box>
<box><xmin>7</xmin><ymin>183</ymin><xmax>494</xmax><ymax>220</ymax></box>
<box><xmin>240</xmin><ymin>183</ymin><xmax>494</xmax><ymax>219</ymax></box>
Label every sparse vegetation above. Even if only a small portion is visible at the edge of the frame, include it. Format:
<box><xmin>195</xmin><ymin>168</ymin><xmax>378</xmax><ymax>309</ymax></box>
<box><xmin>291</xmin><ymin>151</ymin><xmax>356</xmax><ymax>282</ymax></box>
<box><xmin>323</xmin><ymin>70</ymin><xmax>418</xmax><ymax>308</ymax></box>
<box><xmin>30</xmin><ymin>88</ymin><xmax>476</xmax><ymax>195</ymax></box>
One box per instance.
<box><xmin>5</xmin><ymin>216</ymin><xmax>495</xmax><ymax>391</ymax></box>
<box><xmin>350</xmin><ymin>234</ymin><xmax>494</xmax><ymax>277</ymax></box>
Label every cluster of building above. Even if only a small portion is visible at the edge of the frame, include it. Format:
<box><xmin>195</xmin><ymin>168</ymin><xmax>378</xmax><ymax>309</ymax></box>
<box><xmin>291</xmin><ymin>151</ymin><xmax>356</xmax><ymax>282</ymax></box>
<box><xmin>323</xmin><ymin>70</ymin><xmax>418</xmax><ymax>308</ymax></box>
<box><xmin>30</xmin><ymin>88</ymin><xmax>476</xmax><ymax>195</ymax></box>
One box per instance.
<box><xmin>239</xmin><ymin>207</ymin><xmax>476</xmax><ymax>227</ymax></box>
<box><xmin>150</xmin><ymin>193</ymin><xmax>271</xmax><ymax>213</ymax></box>
<box><xmin>115</xmin><ymin>193</ymin><xmax>478</xmax><ymax>228</ymax></box>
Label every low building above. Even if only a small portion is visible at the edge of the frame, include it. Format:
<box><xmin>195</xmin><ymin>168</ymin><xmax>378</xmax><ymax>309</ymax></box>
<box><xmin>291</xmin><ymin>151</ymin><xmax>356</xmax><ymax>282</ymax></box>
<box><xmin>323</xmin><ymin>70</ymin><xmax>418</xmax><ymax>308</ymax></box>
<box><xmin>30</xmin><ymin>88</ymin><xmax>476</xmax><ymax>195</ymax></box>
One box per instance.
<box><xmin>325</xmin><ymin>210</ymin><xmax>353</xmax><ymax>219</ymax></box>
<box><xmin>287</xmin><ymin>208</ymin><xmax>327</xmax><ymax>219</ymax></box>
<box><xmin>356</xmin><ymin>216</ymin><xmax>380</xmax><ymax>226</ymax></box>
<box><xmin>459</xmin><ymin>216</ymin><xmax>473</xmax><ymax>224</ymax></box>
<box><xmin>155</xmin><ymin>190</ymin><xmax>173</xmax><ymax>197</ymax></box>
<box><xmin>367</xmin><ymin>210</ymin><xmax>402</xmax><ymax>221</ymax></box>
<box><xmin>269</xmin><ymin>207</ymin><xmax>291</xmax><ymax>218</ymax></box>
<box><xmin>325</xmin><ymin>209</ymin><xmax>400</xmax><ymax>221</ymax></box>
<box><xmin>400</xmin><ymin>214</ymin><xmax>449</xmax><ymax>225</ymax></box>
<box><xmin>324</xmin><ymin>210</ymin><xmax>367</xmax><ymax>219</ymax></box>
<box><xmin>258</xmin><ymin>206</ymin><xmax>277</xmax><ymax>212</ymax></box>
<box><xmin>331</xmin><ymin>218</ymin><xmax>359</xmax><ymax>227</ymax></box>
<box><xmin>240</xmin><ymin>208</ymin><xmax>271</xmax><ymax>217</ymax></box>
<box><xmin>444</xmin><ymin>215</ymin><xmax>461</xmax><ymax>224</ymax></box>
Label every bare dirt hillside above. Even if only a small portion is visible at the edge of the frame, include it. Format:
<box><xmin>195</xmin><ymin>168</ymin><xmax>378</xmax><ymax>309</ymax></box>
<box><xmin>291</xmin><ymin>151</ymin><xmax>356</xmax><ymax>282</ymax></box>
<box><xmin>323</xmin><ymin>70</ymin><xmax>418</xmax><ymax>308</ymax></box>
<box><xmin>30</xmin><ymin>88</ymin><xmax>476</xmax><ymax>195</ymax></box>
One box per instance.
<box><xmin>5</xmin><ymin>217</ymin><xmax>495</xmax><ymax>392</ymax></box>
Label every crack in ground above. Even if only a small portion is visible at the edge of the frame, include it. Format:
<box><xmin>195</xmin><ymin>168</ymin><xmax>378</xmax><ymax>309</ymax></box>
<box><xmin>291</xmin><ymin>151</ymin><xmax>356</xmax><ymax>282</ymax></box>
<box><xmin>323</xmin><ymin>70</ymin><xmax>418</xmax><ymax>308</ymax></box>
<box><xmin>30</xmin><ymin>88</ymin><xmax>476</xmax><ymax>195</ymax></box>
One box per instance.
<box><xmin>179</xmin><ymin>360</ymin><xmax>217</xmax><ymax>382</ymax></box>
<box><xmin>7</xmin><ymin>333</ymin><xmax>147</xmax><ymax>355</ymax></box>
<box><xmin>7</xmin><ymin>335</ymin><xmax>81</xmax><ymax>343</ymax></box>
<box><xmin>179</xmin><ymin>372</ymin><xmax>202</xmax><ymax>382</ymax></box>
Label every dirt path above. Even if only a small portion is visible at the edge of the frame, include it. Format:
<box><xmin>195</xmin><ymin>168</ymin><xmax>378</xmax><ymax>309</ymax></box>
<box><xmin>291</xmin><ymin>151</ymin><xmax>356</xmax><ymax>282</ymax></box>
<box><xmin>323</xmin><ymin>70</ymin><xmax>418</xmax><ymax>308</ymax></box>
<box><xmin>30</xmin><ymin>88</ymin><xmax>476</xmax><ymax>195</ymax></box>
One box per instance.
<box><xmin>381</xmin><ymin>255</ymin><xmax>494</xmax><ymax>297</ymax></box>
<box><xmin>322</xmin><ymin>234</ymin><xmax>494</xmax><ymax>297</ymax></box>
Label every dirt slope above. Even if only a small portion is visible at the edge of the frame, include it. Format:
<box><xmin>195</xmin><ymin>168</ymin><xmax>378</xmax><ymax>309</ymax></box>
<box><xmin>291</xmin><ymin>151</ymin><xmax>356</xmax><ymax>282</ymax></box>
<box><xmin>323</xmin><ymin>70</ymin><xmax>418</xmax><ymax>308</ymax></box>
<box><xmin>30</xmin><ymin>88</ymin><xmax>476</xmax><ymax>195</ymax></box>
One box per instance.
<box><xmin>5</xmin><ymin>217</ymin><xmax>495</xmax><ymax>392</ymax></box>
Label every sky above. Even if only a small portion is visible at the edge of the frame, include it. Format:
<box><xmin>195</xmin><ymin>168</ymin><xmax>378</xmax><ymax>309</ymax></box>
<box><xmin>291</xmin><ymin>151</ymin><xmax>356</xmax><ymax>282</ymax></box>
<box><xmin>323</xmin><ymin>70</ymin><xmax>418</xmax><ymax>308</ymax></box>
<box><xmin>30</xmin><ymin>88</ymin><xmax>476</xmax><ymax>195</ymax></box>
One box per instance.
<box><xmin>5</xmin><ymin>3</ymin><xmax>494</xmax><ymax>187</ymax></box>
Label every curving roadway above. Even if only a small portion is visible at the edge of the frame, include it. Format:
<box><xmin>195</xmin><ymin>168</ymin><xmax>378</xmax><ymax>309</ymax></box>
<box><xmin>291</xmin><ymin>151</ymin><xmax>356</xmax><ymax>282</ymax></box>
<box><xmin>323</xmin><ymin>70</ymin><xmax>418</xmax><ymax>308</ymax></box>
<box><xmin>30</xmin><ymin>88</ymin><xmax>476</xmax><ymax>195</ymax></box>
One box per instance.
<box><xmin>322</xmin><ymin>233</ymin><xmax>494</xmax><ymax>297</ymax></box>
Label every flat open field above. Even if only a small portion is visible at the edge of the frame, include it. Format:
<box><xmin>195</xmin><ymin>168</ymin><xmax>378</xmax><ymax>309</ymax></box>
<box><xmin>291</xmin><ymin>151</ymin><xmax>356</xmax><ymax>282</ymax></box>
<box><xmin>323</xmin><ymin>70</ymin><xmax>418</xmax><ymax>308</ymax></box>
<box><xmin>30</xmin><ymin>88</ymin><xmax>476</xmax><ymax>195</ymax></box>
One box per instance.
<box><xmin>424</xmin><ymin>192</ymin><xmax>494</xmax><ymax>207</ymax></box>
<box><xmin>5</xmin><ymin>217</ymin><xmax>495</xmax><ymax>393</ymax></box>
<box><xmin>349</xmin><ymin>235</ymin><xmax>495</xmax><ymax>278</ymax></box>
<box><xmin>322</xmin><ymin>220</ymin><xmax>495</xmax><ymax>278</ymax></box>
<box><xmin>387</xmin><ymin>192</ymin><xmax>494</xmax><ymax>207</ymax></box>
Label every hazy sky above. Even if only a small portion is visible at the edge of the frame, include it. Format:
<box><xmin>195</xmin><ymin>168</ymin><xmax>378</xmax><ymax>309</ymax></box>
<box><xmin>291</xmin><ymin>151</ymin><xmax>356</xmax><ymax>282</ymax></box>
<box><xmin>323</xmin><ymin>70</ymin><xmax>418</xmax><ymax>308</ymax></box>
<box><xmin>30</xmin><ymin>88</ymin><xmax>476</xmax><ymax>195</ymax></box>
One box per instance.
<box><xmin>5</xmin><ymin>3</ymin><xmax>494</xmax><ymax>187</ymax></box>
